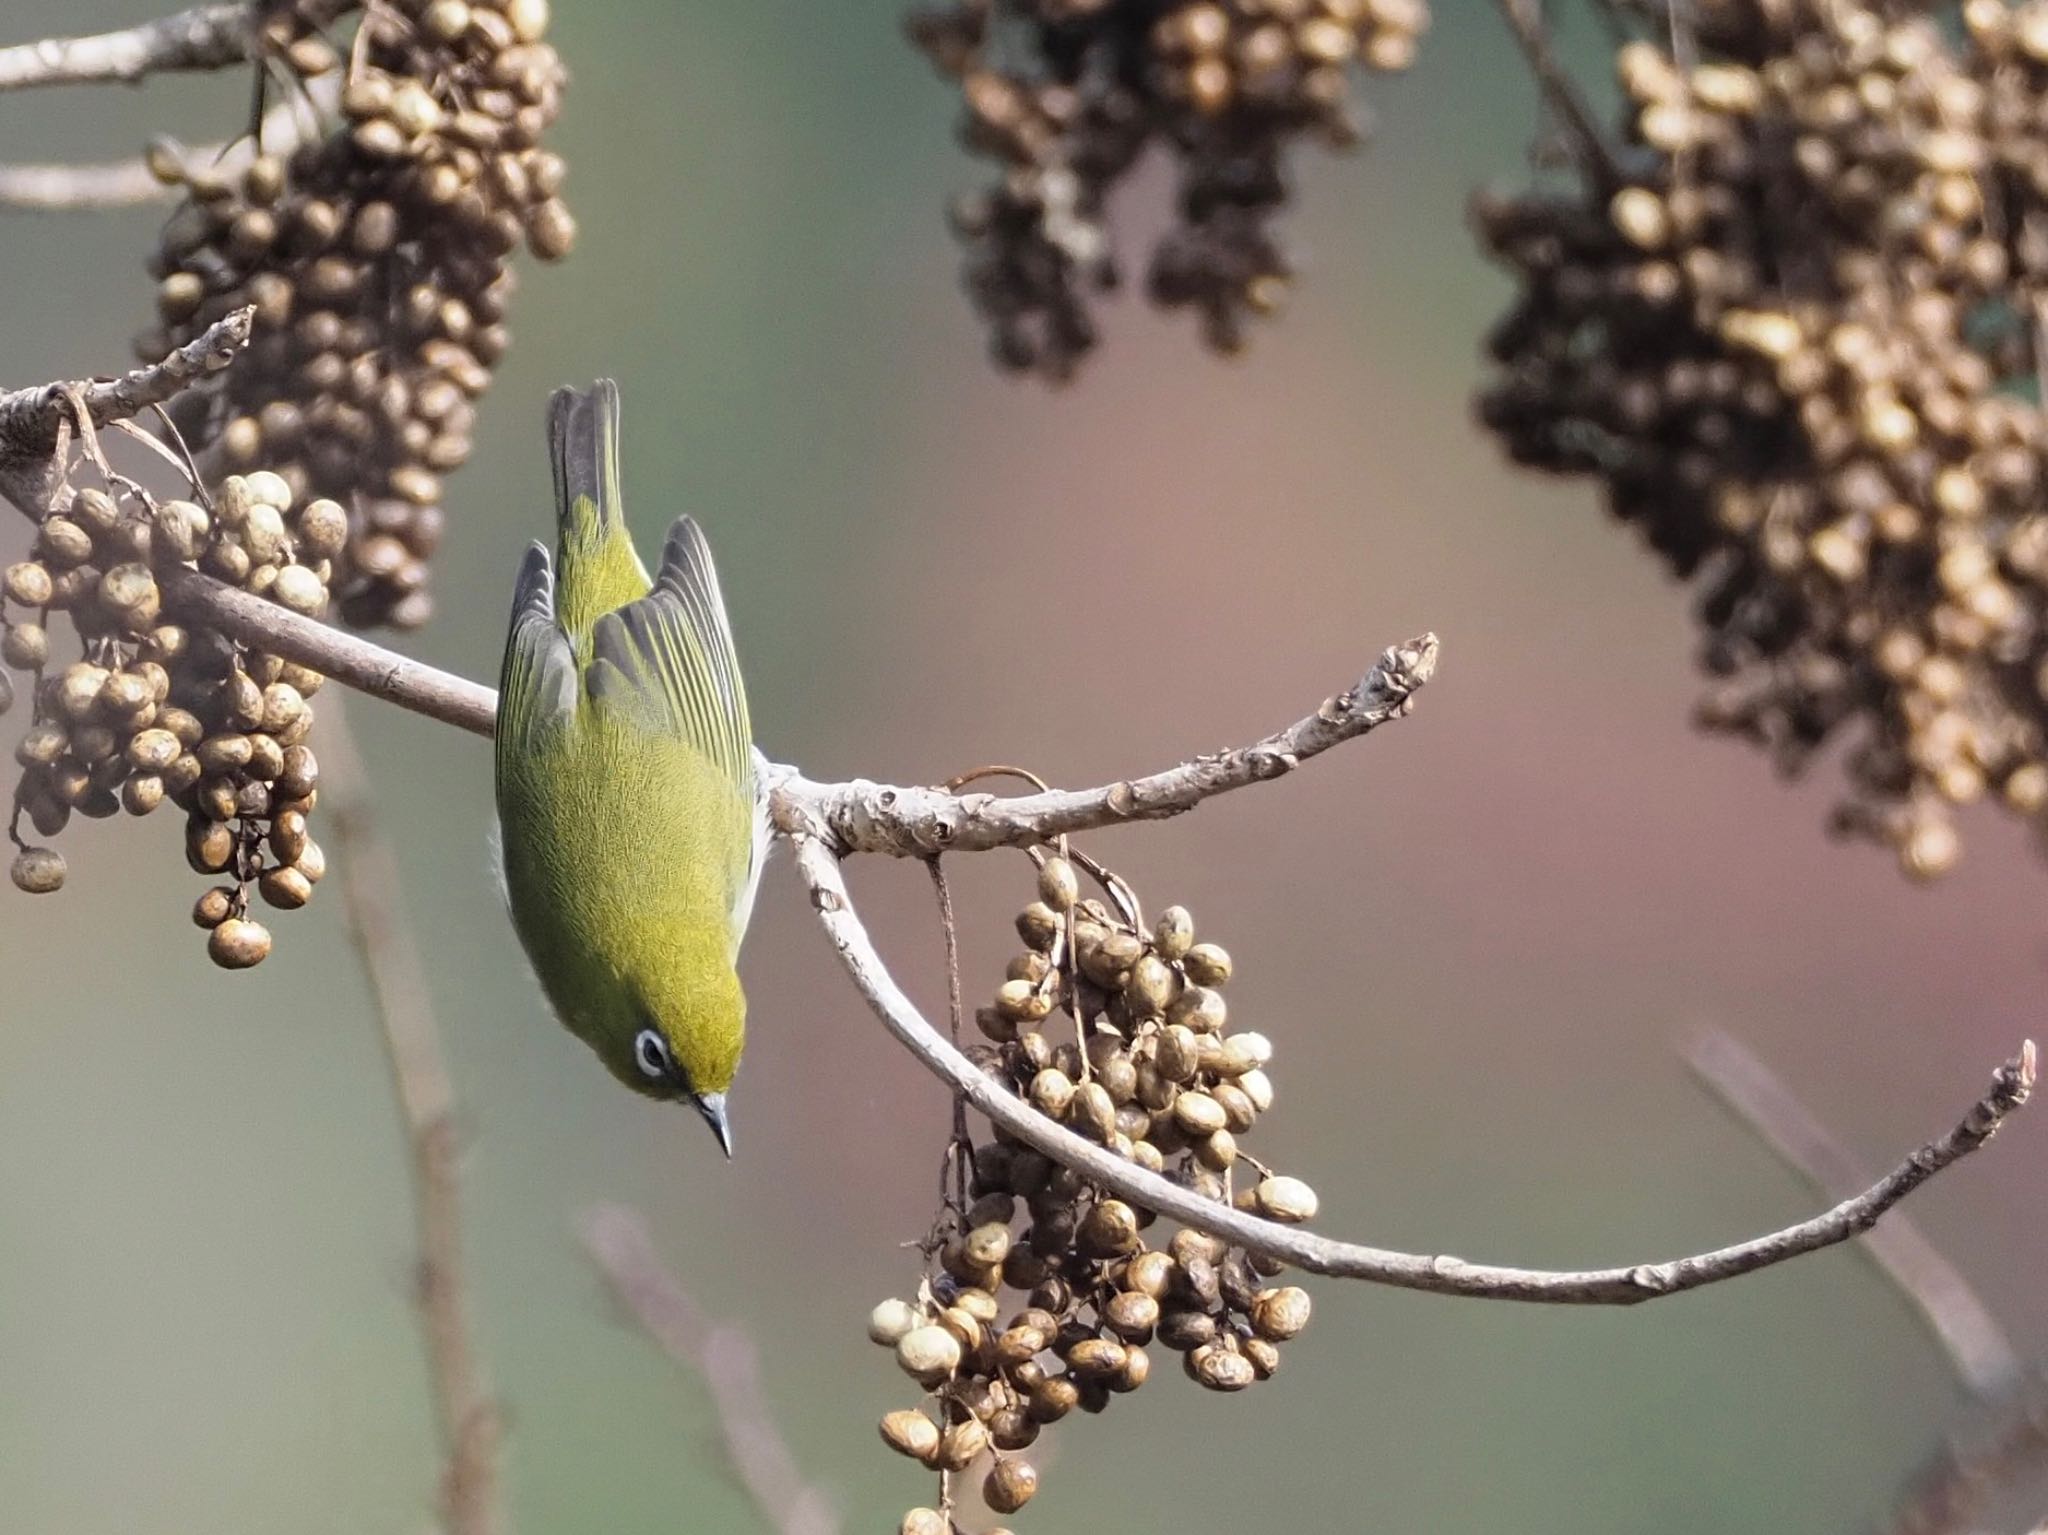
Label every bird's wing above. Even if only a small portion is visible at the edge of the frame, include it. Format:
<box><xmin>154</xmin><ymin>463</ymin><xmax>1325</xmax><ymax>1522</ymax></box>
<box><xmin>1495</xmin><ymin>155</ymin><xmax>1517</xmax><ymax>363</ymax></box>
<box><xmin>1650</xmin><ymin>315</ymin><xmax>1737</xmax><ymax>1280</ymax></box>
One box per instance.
<box><xmin>728</xmin><ymin>748</ymin><xmax>777</xmax><ymax>949</ymax></box>
<box><xmin>587</xmin><ymin>514</ymin><xmax>755</xmax><ymax>830</ymax></box>
<box><xmin>496</xmin><ymin>541</ymin><xmax>578</xmax><ymax>758</ymax></box>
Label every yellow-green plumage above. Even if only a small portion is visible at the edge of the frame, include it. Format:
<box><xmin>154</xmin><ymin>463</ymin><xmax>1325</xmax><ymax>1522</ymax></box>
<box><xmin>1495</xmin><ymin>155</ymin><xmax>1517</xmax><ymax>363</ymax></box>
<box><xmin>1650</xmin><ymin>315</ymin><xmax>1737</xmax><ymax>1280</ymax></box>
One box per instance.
<box><xmin>495</xmin><ymin>381</ymin><xmax>760</xmax><ymax>1154</ymax></box>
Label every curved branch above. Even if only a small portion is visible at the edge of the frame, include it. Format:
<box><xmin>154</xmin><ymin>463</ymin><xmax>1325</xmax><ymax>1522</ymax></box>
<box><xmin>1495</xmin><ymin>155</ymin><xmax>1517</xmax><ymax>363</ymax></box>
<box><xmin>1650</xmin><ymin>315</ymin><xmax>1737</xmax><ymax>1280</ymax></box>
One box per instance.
<box><xmin>1687</xmin><ymin>1029</ymin><xmax>2023</xmax><ymax>1398</ymax></box>
<box><xmin>0</xmin><ymin>3</ymin><xmax>256</xmax><ymax>91</ymax></box>
<box><xmin>780</xmin><ymin>817</ymin><xmax>2035</xmax><ymax>1304</ymax></box>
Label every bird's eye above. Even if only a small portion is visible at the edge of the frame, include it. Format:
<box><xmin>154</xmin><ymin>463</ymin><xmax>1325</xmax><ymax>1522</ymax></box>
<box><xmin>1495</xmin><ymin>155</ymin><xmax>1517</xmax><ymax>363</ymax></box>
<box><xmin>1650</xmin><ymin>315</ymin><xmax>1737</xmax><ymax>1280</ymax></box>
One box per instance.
<box><xmin>633</xmin><ymin>1028</ymin><xmax>671</xmax><ymax>1080</ymax></box>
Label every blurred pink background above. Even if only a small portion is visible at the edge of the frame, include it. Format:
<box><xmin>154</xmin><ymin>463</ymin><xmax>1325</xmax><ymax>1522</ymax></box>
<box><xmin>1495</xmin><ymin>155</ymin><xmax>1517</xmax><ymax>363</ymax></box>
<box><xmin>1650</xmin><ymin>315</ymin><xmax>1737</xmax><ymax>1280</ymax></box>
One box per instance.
<box><xmin>2</xmin><ymin>3</ymin><xmax>2044</xmax><ymax>1532</ymax></box>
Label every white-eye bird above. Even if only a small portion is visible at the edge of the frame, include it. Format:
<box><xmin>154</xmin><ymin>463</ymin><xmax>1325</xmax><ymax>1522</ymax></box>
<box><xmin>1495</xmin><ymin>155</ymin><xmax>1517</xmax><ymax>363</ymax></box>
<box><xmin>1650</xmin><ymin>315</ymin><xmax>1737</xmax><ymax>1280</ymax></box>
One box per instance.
<box><xmin>493</xmin><ymin>380</ymin><xmax>767</xmax><ymax>1156</ymax></box>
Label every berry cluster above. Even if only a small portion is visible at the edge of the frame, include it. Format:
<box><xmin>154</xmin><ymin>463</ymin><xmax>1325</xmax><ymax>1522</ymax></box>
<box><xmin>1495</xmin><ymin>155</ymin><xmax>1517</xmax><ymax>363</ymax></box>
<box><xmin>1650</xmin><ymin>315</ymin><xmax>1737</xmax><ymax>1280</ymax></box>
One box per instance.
<box><xmin>909</xmin><ymin>0</ymin><xmax>1429</xmax><ymax>381</ymax></box>
<box><xmin>143</xmin><ymin>0</ymin><xmax>572</xmax><ymax>629</ymax></box>
<box><xmin>1477</xmin><ymin>1</ymin><xmax>2048</xmax><ymax>879</ymax></box>
<box><xmin>5</xmin><ymin>471</ymin><xmax>333</xmax><ymax>968</ymax></box>
<box><xmin>872</xmin><ymin>853</ymin><xmax>1317</xmax><ymax>1531</ymax></box>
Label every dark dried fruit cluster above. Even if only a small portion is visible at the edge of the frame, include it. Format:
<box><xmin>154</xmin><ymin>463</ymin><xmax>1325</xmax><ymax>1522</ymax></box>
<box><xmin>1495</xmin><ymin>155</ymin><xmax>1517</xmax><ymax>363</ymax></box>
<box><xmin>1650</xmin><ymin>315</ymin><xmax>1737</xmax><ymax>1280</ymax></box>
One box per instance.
<box><xmin>873</xmin><ymin>854</ymin><xmax>1314</xmax><ymax>1531</ymax></box>
<box><xmin>908</xmin><ymin>0</ymin><xmax>1428</xmax><ymax>381</ymax></box>
<box><xmin>142</xmin><ymin>0</ymin><xmax>572</xmax><ymax>629</ymax></box>
<box><xmin>5</xmin><ymin>471</ymin><xmax>333</xmax><ymax>968</ymax></box>
<box><xmin>1476</xmin><ymin>1</ymin><xmax>2048</xmax><ymax>880</ymax></box>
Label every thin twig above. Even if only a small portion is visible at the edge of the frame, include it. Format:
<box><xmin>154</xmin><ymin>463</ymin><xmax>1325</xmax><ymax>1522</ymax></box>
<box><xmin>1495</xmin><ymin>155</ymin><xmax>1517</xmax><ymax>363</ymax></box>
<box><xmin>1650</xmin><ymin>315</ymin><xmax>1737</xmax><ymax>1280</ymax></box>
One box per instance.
<box><xmin>1686</xmin><ymin>1029</ymin><xmax>2024</xmax><ymax>1399</ymax></box>
<box><xmin>0</xmin><ymin>307</ymin><xmax>251</xmax><ymax>513</ymax></box>
<box><xmin>323</xmin><ymin>699</ymin><xmax>503</xmax><ymax>1535</ymax></box>
<box><xmin>0</xmin><ymin>3</ymin><xmax>257</xmax><ymax>90</ymax></box>
<box><xmin>927</xmin><ymin>857</ymin><xmax>971</xmax><ymax>1214</ymax></box>
<box><xmin>1492</xmin><ymin>0</ymin><xmax>1622</xmax><ymax>187</ymax></box>
<box><xmin>0</xmin><ymin>156</ymin><xmax>173</xmax><ymax>210</ymax></box>
<box><xmin>781</xmin><ymin>817</ymin><xmax>2035</xmax><ymax>1305</ymax></box>
<box><xmin>581</xmin><ymin>1205</ymin><xmax>838</xmax><ymax>1535</ymax></box>
<box><xmin>0</xmin><ymin>82</ymin><xmax>335</xmax><ymax>211</ymax></box>
<box><xmin>785</xmin><ymin>633</ymin><xmax>1438</xmax><ymax>855</ymax></box>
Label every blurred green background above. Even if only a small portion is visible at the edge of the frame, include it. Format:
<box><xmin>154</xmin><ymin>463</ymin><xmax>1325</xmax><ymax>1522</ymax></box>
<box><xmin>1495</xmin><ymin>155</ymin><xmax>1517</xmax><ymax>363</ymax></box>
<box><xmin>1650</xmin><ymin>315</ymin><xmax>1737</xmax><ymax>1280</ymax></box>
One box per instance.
<box><xmin>4</xmin><ymin>4</ymin><xmax>2045</xmax><ymax>1532</ymax></box>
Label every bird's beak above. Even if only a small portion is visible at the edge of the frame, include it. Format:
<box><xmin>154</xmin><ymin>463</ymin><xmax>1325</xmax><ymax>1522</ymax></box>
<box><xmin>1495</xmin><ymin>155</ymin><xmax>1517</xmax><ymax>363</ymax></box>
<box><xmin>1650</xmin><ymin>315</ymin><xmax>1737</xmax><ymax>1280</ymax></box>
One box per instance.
<box><xmin>695</xmin><ymin>1092</ymin><xmax>734</xmax><ymax>1159</ymax></box>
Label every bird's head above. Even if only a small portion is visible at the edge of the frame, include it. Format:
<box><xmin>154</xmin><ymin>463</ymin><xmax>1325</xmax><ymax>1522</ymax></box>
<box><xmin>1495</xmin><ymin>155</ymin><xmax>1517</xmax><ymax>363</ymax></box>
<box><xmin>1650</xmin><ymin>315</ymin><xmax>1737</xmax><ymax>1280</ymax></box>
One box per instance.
<box><xmin>609</xmin><ymin>965</ymin><xmax>746</xmax><ymax>1158</ymax></box>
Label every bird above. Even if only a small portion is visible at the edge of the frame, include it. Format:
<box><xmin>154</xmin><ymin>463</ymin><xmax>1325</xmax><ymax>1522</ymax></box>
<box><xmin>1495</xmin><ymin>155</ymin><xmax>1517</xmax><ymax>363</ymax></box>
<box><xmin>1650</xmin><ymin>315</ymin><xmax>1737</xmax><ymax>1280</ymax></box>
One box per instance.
<box><xmin>493</xmin><ymin>379</ymin><xmax>767</xmax><ymax>1157</ymax></box>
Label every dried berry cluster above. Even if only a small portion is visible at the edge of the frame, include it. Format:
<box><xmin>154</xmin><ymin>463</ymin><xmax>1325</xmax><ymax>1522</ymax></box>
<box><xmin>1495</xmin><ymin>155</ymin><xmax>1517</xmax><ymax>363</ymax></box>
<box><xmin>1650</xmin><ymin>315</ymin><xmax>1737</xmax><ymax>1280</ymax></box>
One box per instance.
<box><xmin>143</xmin><ymin>0</ymin><xmax>572</xmax><ymax>629</ymax></box>
<box><xmin>1476</xmin><ymin>1</ymin><xmax>2048</xmax><ymax>879</ymax></box>
<box><xmin>871</xmin><ymin>853</ymin><xmax>1316</xmax><ymax>1531</ymax></box>
<box><xmin>5</xmin><ymin>471</ymin><xmax>334</xmax><ymax>968</ymax></box>
<box><xmin>908</xmin><ymin>0</ymin><xmax>1429</xmax><ymax>381</ymax></box>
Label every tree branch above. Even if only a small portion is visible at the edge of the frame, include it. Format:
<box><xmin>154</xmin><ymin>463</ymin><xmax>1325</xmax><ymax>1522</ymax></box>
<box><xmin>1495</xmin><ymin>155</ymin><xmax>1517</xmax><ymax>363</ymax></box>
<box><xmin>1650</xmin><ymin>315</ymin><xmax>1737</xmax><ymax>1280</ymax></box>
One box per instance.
<box><xmin>1686</xmin><ymin>1029</ymin><xmax>2024</xmax><ymax>1399</ymax></box>
<box><xmin>0</xmin><ymin>3</ymin><xmax>257</xmax><ymax>91</ymax></box>
<box><xmin>162</xmin><ymin>566</ymin><xmax>503</xmax><ymax>734</ymax></box>
<box><xmin>325</xmin><ymin>702</ymin><xmax>503</xmax><ymax>1535</ymax></box>
<box><xmin>3</xmin><ymin>329</ymin><xmax>2034</xmax><ymax>1310</ymax></box>
<box><xmin>581</xmin><ymin>1205</ymin><xmax>838</xmax><ymax>1535</ymax></box>
<box><xmin>780</xmin><ymin>815</ymin><xmax>2035</xmax><ymax>1304</ymax></box>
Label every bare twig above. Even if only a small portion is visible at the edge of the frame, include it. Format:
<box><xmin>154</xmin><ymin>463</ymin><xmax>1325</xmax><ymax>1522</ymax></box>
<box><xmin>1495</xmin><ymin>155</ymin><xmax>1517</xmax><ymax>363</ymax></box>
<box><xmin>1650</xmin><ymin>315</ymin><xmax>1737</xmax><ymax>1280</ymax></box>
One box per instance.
<box><xmin>785</xmin><ymin>634</ymin><xmax>1438</xmax><ymax>855</ymax></box>
<box><xmin>0</xmin><ymin>307</ymin><xmax>251</xmax><ymax>511</ymax></box>
<box><xmin>0</xmin><ymin>81</ymin><xmax>336</xmax><ymax>211</ymax></box>
<box><xmin>1492</xmin><ymin>0</ymin><xmax>1622</xmax><ymax>186</ymax></box>
<box><xmin>0</xmin><ymin>3</ymin><xmax>257</xmax><ymax>90</ymax></box>
<box><xmin>0</xmin><ymin>156</ymin><xmax>172</xmax><ymax>210</ymax></box>
<box><xmin>324</xmin><ymin>701</ymin><xmax>503</xmax><ymax>1535</ymax></box>
<box><xmin>782</xmin><ymin>816</ymin><xmax>2034</xmax><ymax>1304</ymax></box>
<box><xmin>581</xmin><ymin>1205</ymin><xmax>838</xmax><ymax>1535</ymax></box>
<box><xmin>1687</xmin><ymin>1029</ymin><xmax>2024</xmax><ymax>1399</ymax></box>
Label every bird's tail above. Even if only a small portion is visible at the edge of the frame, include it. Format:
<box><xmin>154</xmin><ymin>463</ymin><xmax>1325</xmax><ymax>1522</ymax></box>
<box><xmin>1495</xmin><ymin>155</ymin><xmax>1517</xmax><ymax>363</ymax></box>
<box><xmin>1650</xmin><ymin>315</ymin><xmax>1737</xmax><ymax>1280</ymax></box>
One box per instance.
<box><xmin>547</xmin><ymin>380</ymin><xmax>649</xmax><ymax>643</ymax></box>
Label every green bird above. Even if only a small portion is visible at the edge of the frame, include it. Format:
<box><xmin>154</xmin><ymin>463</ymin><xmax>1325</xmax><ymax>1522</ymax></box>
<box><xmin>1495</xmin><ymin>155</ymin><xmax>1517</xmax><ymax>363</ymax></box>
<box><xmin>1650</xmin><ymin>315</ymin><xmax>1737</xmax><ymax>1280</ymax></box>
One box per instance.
<box><xmin>493</xmin><ymin>380</ymin><xmax>765</xmax><ymax>1156</ymax></box>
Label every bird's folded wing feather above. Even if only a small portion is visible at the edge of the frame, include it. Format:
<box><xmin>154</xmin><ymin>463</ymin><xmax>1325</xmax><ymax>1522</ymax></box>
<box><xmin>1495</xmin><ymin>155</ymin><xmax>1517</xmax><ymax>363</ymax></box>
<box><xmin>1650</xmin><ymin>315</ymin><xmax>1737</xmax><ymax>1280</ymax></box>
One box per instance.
<box><xmin>497</xmin><ymin>541</ymin><xmax>578</xmax><ymax>761</ymax></box>
<box><xmin>586</xmin><ymin>516</ymin><xmax>760</xmax><ymax>933</ymax></box>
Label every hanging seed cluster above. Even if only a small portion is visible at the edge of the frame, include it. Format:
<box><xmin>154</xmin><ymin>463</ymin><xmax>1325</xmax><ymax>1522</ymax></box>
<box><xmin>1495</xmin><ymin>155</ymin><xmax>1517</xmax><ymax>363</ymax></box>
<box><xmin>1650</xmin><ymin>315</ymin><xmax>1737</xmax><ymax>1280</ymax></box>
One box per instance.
<box><xmin>5</xmin><ymin>471</ymin><xmax>334</xmax><ymax>968</ymax></box>
<box><xmin>1474</xmin><ymin>0</ymin><xmax>2048</xmax><ymax>879</ymax></box>
<box><xmin>870</xmin><ymin>855</ymin><xmax>1317</xmax><ymax>1530</ymax></box>
<box><xmin>907</xmin><ymin>0</ymin><xmax>1429</xmax><ymax>381</ymax></box>
<box><xmin>141</xmin><ymin>0</ymin><xmax>572</xmax><ymax>630</ymax></box>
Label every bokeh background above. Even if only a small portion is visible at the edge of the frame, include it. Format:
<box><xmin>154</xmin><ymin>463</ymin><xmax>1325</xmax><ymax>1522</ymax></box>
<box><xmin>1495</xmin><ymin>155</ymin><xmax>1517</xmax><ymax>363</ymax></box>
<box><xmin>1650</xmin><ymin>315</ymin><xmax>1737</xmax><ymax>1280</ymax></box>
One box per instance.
<box><xmin>4</xmin><ymin>4</ymin><xmax>2045</xmax><ymax>1532</ymax></box>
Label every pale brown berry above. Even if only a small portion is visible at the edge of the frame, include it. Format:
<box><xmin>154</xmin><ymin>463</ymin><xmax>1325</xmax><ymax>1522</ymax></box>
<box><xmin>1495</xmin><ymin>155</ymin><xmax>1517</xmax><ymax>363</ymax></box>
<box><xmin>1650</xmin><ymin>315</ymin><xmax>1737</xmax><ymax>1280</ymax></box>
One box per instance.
<box><xmin>192</xmin><ymin>885</ymin><xmax>237</xmax><ymax>928</ymax></box>
<box><xmin>208</xmin><ymin>917</ymin><xmax>273</xmax><ymax>968</ymax></box>
<box><xmin>937</xmin><ymin>1416</ymin><xmax>989</xmax><ymax>1471</ymax></box>
<box><xmin>1183</xmin><ymin>941</ymin><xmax>1233</xmax><ymax>985</ymax></box>
<box><xmin>984</xmin><ymin>1457</ymin><xmax>1039</xmax><ymax>1514</ymax></box>
<box><xmin>895</xmin><ymin>1325</ymin><xmax>961</xmax><ymax>1385</ymax></box>
<box><xmin>878</xmin><ymin>1408</ymin><xmax>940</xmax><ymax>1464</ymax></box>
<box><xmin>259</xmin><ymin>866</ymin><xmax>314</xmax><ymax>910</ymax></box>
<box><xmin>1036</xmin><ymin>855</ymin><xmax>1078</xmax><ymax>911</ymax></box>
<box><xmin>9</xmin><ymin>846</ymin><xmax>66</xmax><ymax>894</ymax></box>
<box><xmin>867</xmin><ymin>1297</ymin><xmax>919</xmax><ymax>1346</ymax></box>
<box><xmin>1250</xmin><ymin>1285</ymin><xmax>1312</xmax><ymax>1341</ymax></box>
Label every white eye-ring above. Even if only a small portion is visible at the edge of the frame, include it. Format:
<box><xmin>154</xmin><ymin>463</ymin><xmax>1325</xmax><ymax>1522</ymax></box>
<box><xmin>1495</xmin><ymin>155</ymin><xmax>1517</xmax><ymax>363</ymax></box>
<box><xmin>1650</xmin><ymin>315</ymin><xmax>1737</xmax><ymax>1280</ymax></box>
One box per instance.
<box><xmin>634</xmin><ymin>1028</ymin><xmax>671</xmax><ymax>1080</ymax></box>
